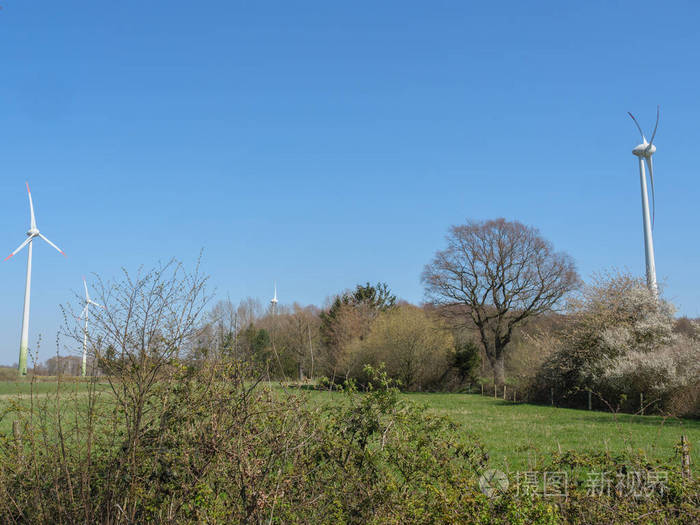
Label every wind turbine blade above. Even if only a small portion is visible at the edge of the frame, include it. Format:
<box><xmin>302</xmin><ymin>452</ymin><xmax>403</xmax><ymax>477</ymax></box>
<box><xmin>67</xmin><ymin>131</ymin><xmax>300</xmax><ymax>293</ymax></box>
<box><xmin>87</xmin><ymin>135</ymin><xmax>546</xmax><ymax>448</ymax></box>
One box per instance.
<box><xmin>647</xmin><ymin>105</ymin><xmax>660</xmax><ymax>147</ymax></box>
<box><xmin>26</xmin><ymin>182</ymin><xmax>36</xmax><ymax>230</ymax></box>
<box><xmin>38</xmin><ymin>234</ymin><xmax>66</xmax><ymax>257</ymax></box>
<box><xmin>78</xmin><ymin>305</ymin><xmax>88</xmax><ymax>320</ymax></box>
<box><xmin>628</xmin><ymin>112</ymin><xmax>647</xmax><ymax>142</ymax></box>
<box><xmin>83</xmin><ymin>276</ymin><xmax>90</xmax><ymax>300</ymax></box>
<box><xmin>4</xmin><ymin>236</ymin><xmax>33</xmax><ymax>261</ymax></box>
<box><xmin>646</xmin><ymin>156</ymin><xmax>656</xmax><ymax>229</ymax></box>
<box><xmin>88</xmin><ymin>300</ymin><xmax>104</xmax><ymax>309</ymax></box>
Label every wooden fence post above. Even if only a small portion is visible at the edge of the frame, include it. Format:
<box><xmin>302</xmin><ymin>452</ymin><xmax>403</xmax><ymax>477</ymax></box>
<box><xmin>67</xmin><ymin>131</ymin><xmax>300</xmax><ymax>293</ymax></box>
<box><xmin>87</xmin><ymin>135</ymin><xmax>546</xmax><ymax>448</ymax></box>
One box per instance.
<box><xmin>12</xmin><ymin>420</ymin><xmax>22</xmax><ymax>461</ymax></box>
<box><xmin>588</xmin><ymin>390</ymin><xmax>592</xmax><ymax>410</ymax></box>
<box><xmin>640</xmin><ymin>393</ymin><xmax>644</xmax><ymax>415</ymax></box>
<box><xmin>12</xmin><ymin>420</ymin><xmax>21</xmax><ymax>442</ymax></box>
<box><xmin>680</xmin><ymin>435</ymin><xmax>691</xmax><ymax>479</ymax></box>
<box><xmin>550</xmin><ymin>387</ymin><xmax>554</xmax><ymax>406</ymax></box>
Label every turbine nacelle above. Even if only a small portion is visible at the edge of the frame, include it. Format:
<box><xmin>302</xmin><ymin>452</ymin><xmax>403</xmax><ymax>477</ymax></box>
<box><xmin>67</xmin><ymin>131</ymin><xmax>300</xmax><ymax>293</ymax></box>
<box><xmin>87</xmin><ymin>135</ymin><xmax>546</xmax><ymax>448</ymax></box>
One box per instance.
<box><xmin>82</xmin><ymin>277</ymin><xmax>104</xmax><ymax>311</ymax></box>
<box><xmin>629</xmin><ymin>107</ymin><xmax>659</xmax><ymax>157</ymax></box>
<box><xmin>632</xmin><ymin>143</ymin><xmax>656</xmax><ymax>157</ymax></box>
<box><xmin>6</xmin><ymin>184</ymin><xmax>65</xmax><ymax>261</ymax></box>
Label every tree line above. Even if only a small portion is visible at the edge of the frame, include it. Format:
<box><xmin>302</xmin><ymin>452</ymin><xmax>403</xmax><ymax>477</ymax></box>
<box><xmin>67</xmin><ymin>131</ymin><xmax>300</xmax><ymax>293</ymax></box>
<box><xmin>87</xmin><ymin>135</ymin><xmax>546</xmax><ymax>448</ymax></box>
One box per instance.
<box><xmin>26</xmin><ymin>217</ymin><xmax>699</xmax><ymax>417</ymax></box>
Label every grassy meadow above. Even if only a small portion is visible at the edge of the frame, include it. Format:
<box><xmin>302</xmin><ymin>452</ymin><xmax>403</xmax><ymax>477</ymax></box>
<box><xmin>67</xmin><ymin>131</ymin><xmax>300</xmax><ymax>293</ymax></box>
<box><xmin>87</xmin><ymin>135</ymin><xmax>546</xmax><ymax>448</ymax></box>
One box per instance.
<box><xmin>304</xmin><ymin>389</ymin><xmax>700</xmax><ymax>471</ymax></box>
<box><xmin>1</xmin><ymin>379</ymin><xmax>697</xmax><ymax>473</ymax></box>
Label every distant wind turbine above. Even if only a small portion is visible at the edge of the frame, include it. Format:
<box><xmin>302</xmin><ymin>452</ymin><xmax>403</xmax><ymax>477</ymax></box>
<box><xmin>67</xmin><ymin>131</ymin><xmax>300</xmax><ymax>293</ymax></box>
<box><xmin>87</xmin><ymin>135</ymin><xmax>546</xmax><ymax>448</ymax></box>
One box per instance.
<box><xmin>270</xmin><ymin>282</ymin><xmax>278</xmax><ymax>315</ymax></box>
<box><xmin>5</xmin><ymin>183</ymin><xmax>66</xmax><ymax>375</ymax></box>
<box><xmin>79</xmin><ymin>277</ymin><xmax>103</xmax><ymax>377</ymax></box>
<box><xmin>628</xmin><ymin>107</ymin><xmax>659</xmax><ymax>295</ymax></box>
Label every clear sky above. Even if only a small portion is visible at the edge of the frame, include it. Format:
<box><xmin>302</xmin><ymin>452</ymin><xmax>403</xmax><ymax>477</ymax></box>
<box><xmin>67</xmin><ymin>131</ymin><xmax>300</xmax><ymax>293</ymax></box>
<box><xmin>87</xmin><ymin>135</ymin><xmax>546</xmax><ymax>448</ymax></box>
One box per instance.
<box><xmin>1</xmin><ymin>1</ymin><xmax>698</xmax><ymax>365</ymax></box>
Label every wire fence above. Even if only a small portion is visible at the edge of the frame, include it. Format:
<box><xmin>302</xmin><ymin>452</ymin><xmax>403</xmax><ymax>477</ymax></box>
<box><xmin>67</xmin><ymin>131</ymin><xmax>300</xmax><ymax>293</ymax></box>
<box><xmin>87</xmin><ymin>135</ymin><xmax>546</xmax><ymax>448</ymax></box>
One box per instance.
<box><xmin>468</xmin><ymin>382</ymin><xmax>659</xmax><ymax>415</ymax></box>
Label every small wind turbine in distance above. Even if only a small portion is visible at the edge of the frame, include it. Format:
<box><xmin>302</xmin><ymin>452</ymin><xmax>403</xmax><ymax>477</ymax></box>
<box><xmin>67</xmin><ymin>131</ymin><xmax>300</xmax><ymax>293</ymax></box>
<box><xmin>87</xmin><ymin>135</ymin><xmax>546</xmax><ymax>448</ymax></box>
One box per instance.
<box><xmin>4</xmin><ymin>183</ymin><xmax>66</xmax><ymax>375</ymax></box>
<box><xmin>270</xmin><ymin>282</ymin><xmax>278</xmax><ymax>315</ymax></box>
<box><xmin>79</xmin><ymin>277</ymin><xmax>103</xmax><ymax>377</ymax></box>
<box><xmin>628</xmin><ymin>107</ymin><xmax>659</xmax><ymax>295</ymax></box>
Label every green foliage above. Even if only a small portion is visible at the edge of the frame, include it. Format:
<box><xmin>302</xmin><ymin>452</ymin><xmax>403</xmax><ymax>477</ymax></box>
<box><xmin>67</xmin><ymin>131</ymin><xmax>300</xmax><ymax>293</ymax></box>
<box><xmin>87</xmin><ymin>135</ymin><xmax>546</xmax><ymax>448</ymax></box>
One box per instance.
<box><xmin>0</xmin><ymin>373</ymin><xmax>698</xmax><ymax>523</ymax></box>
<box><xmin>454</xmin><ymin>339</ymin><xmax>481</xmax><ymax>384</ymax></box>
<box><xmin>349</xmin><ymin>282</ymin><xmax>397</xmax><ymax>311</ymax></box>
<box><xmin>341</xmin><ymin>306</ymin><xmax>455</xmax><ymax>390</ymax></box>
<box><xmin>296</xmin><ymin>365</ymin><xmax>494</xmax><ymax>523</ymax></box>
<box><xmin>542</xmin><ymin>449</ymin><xmax>700</xmax><ymax>524</ymax></box>
<box><xmin>320</xmin><ymin>282</ymin><xmax>396</xmax><ymax>333</ymax></box>
<box><xmin>237</xmin><ymin>323</ymin><xmax>271</xmax><ymax>362</ymax></box>
<box><xmin>319</xmin><ymin>282</ymin><xmax>397</xmax><ymax>378</ymax></box>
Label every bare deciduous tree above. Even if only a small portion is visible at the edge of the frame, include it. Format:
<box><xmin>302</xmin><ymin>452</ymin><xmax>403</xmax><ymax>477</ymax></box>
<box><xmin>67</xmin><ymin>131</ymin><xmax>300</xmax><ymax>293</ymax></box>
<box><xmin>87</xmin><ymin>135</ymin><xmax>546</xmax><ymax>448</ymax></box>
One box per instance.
<box><xmin>65</xmin><ymin>258</ymin><xmax>211</xmax><ymax>520</ymax></box>
<box><xmin>422</xmin><ymin>218</ymin><xmax>579</xmax><ymax>386</ymax></box>
<box><xmin>270</xmin><ymin>303</ymin><xmax>321</xmax><ymax>380</ymax></box>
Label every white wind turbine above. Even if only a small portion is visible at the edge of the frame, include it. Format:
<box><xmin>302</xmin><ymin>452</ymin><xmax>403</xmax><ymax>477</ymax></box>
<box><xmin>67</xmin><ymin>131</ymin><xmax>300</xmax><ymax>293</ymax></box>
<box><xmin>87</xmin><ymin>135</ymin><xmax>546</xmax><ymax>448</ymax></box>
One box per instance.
<box><xmin>79</xmin><ymin>277</ymin><xmax>103</xmax><ymax>377</ymax></box>
<box><xmin>5</xmin><ymin>183</ymin><xmax>66</xmax><ymax>375</ymax></box>
<box><xmin>270</xmin><ymin>282</ymin><xmax>278</xmax><ymax>315</ymax></box>
<box><xmin>628</xmin><ymin>107</ymin><xmax>659</xmax><ymax>295</ymax></box>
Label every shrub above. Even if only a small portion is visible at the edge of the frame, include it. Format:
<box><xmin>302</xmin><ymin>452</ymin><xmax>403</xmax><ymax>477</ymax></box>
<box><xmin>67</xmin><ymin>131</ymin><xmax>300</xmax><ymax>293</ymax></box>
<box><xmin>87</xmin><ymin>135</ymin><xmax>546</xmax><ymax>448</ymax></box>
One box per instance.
<box><xmin>0</xmin><ymin>362</ymin><xmax>491</xmax><ymax>523</ymax></box>
<box><xmin>453</xmin><ymin>339</ymin><xmax>481</xmax><ymax>385</ymax></box>
<box><xmin>1</xmin><ymin>361</ymin><xmax>697</xmax><ymax>523</ymax></box>
<box><xmin>529</xmin><ymin>272</ymin><xmax>700</xmax><ymax>415</ymax></box>
<box><xmin>339</xmin><ymin>305</ymin><xmax>454</xmax><ymax>390</ymax></box>
<box><xmin>542</xmin><ymin>448</ymin><xmax>700</xmax><ymax>524</ymax></box>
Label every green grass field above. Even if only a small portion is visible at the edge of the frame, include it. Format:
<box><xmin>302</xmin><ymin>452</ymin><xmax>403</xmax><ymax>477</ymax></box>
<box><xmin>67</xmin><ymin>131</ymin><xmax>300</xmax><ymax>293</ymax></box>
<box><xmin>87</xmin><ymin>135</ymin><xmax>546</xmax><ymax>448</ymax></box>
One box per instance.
<box><xmin>304</xmin><ymin>389</ymin><xmax>700</xmax><ymax>471</ymax></box>
<box><xmin>0</xmin><ymin>379</ymin><xmax>111</xmax><ymax>437</ymax></box>
<box><xmin>1</xmin><ymin>380</ymin><xmax>698</xmax><ymax>472</ymax></box>
<box><xmin>0</xmin><ymin>379</ymin><xmax>100</xmax><ymax>396</ymax></box>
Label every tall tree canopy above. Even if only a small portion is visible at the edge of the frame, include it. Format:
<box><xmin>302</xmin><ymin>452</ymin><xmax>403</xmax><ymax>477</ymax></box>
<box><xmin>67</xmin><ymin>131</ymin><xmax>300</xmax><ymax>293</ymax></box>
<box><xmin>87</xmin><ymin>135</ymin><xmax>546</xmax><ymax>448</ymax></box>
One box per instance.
<box><xmin>422</xmin><ymin>218</ymin><xmax>579</xmax><ymax>386</ymax></box>
<box><xmin>319</xmin><ymin>282</ymin><xmax>396</xmax><ymax>378</ymax></box>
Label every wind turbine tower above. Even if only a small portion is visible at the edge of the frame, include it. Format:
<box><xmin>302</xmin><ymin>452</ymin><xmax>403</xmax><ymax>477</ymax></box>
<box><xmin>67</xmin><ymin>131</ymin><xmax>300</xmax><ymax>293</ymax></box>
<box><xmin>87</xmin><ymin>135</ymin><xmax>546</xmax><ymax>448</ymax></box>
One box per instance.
<box><xmin>628</xmin><ymin>108</ymin><xmax>659</xmax><ymax>295</ymax></box>
<box><xmin>5</xmin><ymin>183</ymin><xmax>66</xmax><ymax>375</ymax></box>
<box><xmin>270</xmin><ymin>282</ymin><xmax>278</xmax><ymax>315</ymax></box>
<box><xmin>79</xmin><ymin>277</ymin><xmax>103</xmax><ymax>377</ymax></box>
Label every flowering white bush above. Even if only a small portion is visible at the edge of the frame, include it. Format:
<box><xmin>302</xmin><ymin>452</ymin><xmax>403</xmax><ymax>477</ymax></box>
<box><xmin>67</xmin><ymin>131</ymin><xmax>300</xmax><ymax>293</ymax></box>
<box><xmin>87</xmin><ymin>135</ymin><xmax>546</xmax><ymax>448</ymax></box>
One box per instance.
<box><xmin>533</xmin><ymin>271</ymin><xmax>699</xmax><ymax>415</ymax></box>
<box><xmin>602</xmin><ymin>340</ymin><xmax>699</xmax><ymax>393</ymax></box>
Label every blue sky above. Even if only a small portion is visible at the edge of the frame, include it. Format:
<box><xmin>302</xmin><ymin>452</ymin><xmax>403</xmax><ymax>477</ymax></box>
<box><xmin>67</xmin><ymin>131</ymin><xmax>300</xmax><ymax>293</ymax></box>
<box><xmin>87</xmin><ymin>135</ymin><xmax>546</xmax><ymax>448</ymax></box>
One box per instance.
<box><xmin>1</xmin><ymin>1</ymin><xmax>698</xmax><ymax>365</ymax></box>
